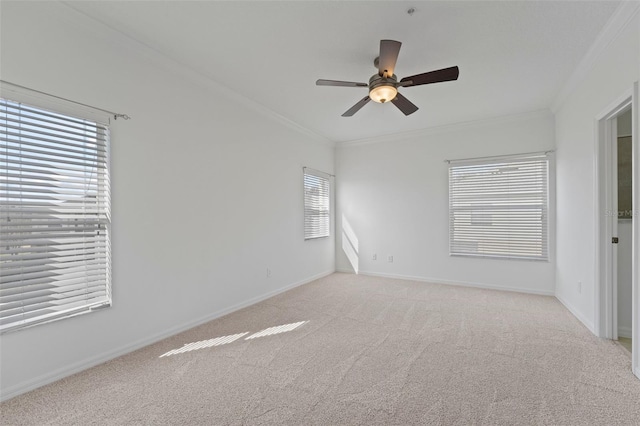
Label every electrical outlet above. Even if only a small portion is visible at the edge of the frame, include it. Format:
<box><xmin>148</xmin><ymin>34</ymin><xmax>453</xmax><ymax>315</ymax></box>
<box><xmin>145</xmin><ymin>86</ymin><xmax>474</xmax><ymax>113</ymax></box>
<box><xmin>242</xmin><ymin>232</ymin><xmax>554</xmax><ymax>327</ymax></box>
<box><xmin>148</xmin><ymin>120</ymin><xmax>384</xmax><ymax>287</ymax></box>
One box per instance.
<box><xmin>577</xmin><ymin>281</ymin><xmax>582</xmax><ymax>293</ymax></box>
<box><xmin>267</xmin><ymin>268</ymin><xmax>271</xmax><ymax>278</ymax></box>
<box><xmin>388</xmin><ymin>255</ymin><xmax>393</xmax><ymax>263</ymax></box>
<box><xmin>372</xmin><ymin>254</ymin><xmax>377</xmax><ymax>261</ymax></box>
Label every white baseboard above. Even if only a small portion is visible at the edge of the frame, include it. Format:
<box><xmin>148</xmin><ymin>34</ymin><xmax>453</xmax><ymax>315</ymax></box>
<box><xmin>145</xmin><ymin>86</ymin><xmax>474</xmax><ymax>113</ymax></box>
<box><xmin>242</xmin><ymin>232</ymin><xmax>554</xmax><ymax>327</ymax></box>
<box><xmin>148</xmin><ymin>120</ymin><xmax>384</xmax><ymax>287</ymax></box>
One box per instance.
<box><xmin>340</xmin><ymin>269</ymin><xmax>555</xmax><ymax>296</ymax></box>
<box><xmin>338</xmin><ymin>270</ymin><xmax>599</xmax><ymax>336</ymax></box>
<box><xmin>618</xmin><ymin>326</ymin><xmax>633</xmax><ymax>338</ymax></box>
<box><xmin>0</xmin><ymin>269</ymin><xmax>334</xmax><ymax>402</ymax></box>
<box><xmin>555</xmin><ymin>293</ymin><xmax>596</xmax><ymax>334</ymax></box>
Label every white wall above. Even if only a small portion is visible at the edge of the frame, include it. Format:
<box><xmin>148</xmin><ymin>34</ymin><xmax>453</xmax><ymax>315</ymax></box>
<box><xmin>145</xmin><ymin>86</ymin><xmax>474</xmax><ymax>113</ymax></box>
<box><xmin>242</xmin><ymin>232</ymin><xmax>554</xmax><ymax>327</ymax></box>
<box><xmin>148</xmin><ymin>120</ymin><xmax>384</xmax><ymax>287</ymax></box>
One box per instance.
<box><xmin>335</xmin><ymin>111</ymin><xmax>556</xmax><ymax>295</ymax></box>
<box><xmin>0</xmin><ymin>2</ymin><xmax>335</xmax><ymax>399</ymax></box>
<box><xmin>554</xmin><ymin>10</ymin><xmax>639</xmax><ymax>332</ymax></box>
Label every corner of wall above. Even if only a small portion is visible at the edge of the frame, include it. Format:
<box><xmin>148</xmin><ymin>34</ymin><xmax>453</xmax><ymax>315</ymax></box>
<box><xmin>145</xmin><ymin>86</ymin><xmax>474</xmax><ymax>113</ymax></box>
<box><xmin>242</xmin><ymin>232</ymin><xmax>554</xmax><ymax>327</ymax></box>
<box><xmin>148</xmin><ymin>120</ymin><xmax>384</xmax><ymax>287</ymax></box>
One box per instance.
<box><xmin>555</xmin><ymin>292</ymin><xmax>596</xmax><ymax>334</ymax></box>
<box><xmin>552</xmin><ymin>1</ymin><xmax>640</xmax><ymax>113</ymax></box>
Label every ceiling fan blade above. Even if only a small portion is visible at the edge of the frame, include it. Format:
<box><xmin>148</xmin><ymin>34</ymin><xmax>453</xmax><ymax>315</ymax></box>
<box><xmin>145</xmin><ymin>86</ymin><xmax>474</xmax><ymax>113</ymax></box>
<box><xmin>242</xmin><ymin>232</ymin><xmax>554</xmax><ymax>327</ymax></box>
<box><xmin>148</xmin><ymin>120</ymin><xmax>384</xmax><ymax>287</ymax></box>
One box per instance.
<box><xmin>391</xmin><ymin>92</ymin><xmax>419</xmax><ymax>116</ymax></box>
<box><xmin>316</xmin><ymin>79</ymin><xmax>368</xmax><ymax>87</ymax></box>
<box><xmin>378</xmin><ymin>40</ymin><xmax>402</xmax><ymax>77</ymax></box>
<box><xmin>342</xmin><ymin>96</ymin><xmax>371</xmax><ymax>117</ymax></box>
<box><xmin>400</xmin><ymin>66</ymin><xmax>459</xmax><ymax>87</ymax></box>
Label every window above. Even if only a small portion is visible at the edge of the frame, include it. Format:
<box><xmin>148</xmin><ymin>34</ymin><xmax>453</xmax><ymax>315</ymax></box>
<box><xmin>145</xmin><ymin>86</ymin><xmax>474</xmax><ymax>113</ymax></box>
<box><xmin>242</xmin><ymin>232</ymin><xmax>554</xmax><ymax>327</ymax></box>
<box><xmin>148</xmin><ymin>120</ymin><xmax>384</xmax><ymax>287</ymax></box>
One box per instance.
<box><xmin>303</xmin><ymin>168</ymin><xmax>330</xmax><ymax>239</ymax></box>
<box><xmin>448</xmin><ymin>153</ymin><xmax>549</xmax><ymax>261</ymax></box>
<box><xmin>0</xmin><ymin>97</ymin><xmax>111</xmax><ymax>333</ymax></box>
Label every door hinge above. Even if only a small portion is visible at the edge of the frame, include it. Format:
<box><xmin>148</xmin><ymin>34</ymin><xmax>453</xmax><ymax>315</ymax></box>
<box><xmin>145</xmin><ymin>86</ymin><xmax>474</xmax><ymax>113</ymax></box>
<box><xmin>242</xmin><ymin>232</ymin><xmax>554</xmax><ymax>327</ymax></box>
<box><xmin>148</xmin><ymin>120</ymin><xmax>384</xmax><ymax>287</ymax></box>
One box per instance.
<box><xmin>612</xmin><ymin>237</ymin><xmax>619</xmax><ymax>244</ymax></box>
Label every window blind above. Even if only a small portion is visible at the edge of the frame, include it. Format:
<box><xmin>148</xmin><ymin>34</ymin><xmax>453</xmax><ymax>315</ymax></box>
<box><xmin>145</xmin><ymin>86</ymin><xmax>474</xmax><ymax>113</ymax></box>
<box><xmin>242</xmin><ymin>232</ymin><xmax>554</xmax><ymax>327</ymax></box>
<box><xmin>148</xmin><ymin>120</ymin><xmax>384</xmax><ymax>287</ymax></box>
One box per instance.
<box><xmin>0</xmin><ymin>98</ymin><xmax>111</xmax><ymax>333</ymax></box>
<box><xmin>304</xmin><ymin>169</ymin><xmax>330</xmax><ymax>240</ymax></box>
<box><xmin>449</xmin><ymin>154</ymin><xmax>549</xmax><ymax>261</ymax></box>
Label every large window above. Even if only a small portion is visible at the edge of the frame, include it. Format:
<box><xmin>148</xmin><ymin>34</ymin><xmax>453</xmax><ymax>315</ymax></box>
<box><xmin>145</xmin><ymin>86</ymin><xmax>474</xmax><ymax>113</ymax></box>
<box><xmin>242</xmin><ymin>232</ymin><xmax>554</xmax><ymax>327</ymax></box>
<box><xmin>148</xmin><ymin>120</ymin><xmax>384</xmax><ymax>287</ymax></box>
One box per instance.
<box><xmin>449</xmin><ymin>153</ymin><xmax>549</xmax><ymax>261</ymax></box>
<box><xmin>303</xmin><ymin>168</ymin><xmax>330</xmax><ymax>240</ymax></box>
<box><xmin>0</xmin><ymin>97</ymin><xmax>111</xmax><ymax>333</ymax></box>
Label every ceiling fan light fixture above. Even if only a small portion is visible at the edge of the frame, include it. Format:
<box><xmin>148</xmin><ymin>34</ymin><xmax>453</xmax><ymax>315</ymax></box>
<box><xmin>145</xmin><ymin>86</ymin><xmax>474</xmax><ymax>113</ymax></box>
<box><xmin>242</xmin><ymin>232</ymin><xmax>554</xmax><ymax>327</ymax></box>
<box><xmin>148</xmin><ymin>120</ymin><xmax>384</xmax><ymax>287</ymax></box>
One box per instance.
<box><xmin>369</xmin><ymin>84</ymin><xmax>397</xmax><ymax>103</ymax></box>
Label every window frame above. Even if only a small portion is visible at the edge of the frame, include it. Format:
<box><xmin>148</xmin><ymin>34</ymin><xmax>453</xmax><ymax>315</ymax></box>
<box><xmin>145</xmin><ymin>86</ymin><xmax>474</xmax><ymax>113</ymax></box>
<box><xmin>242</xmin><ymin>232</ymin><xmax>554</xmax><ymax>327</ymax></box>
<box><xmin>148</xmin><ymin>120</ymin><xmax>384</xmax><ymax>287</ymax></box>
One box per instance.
<box><xmin>448</xmin><ymin>152</ymin><xmax>551</xmax><ymax>262</ymax></box>
<box><xmin>303</xmin><ymin>168</ymin><xmax>331</xmax><ymax>240</ymax></box>
<box><xmin>0</xmin><ymin>85</ymin><xmax>112</xmax><ymax>334</ymax></box>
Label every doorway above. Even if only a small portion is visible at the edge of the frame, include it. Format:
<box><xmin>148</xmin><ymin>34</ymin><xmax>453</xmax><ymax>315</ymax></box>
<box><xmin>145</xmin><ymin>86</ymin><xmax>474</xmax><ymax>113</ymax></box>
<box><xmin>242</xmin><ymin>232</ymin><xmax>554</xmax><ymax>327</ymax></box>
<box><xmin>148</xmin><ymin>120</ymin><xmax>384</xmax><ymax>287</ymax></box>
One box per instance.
<box><xmin>615</xmin><ymin>109</ymin><xmax>632</xmax><ymax>350</ymax></box>
<box><xmin>595</xmin><ymin>84</ymin><xmax>639</xmax><ymax>379</ymax></box>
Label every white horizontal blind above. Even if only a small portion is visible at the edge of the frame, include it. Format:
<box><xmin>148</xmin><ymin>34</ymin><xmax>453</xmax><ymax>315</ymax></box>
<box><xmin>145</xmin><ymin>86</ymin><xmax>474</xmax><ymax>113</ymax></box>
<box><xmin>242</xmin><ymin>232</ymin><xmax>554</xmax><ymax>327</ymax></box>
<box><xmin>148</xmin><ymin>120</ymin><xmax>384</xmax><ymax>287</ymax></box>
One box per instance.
<box><xmin>0</xmin><ymin>98</ymin><xmax>111</xmax><ymax>333</ymax></box>
<box><xmin>449</xmin><ymin>154</ymin><xmax>549</xmax><ymax>261</ymax></box>
<box><xmin>304</xmin><ymin>169</ymin><xmax>330</xmax><ymax>240</ymax></box>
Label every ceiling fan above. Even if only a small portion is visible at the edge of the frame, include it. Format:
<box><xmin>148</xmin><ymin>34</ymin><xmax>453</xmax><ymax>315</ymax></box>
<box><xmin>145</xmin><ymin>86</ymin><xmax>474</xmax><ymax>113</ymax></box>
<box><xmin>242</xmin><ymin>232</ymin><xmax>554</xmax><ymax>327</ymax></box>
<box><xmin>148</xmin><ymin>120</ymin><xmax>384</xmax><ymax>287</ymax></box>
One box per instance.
<box><xmin>316</xmin><ymin>39</ymin><xmax>459</xmax><ymax>117</ymax></box>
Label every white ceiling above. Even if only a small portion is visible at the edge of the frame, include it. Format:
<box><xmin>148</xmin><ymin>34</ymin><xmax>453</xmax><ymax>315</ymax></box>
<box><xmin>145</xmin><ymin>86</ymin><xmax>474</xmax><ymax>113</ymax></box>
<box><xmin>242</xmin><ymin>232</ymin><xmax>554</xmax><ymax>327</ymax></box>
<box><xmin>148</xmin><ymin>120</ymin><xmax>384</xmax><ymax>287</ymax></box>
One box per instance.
<box><xmin>66</xmin><ymin>1</ymin><xmax>620</xmax><ymax>143</ymax></box>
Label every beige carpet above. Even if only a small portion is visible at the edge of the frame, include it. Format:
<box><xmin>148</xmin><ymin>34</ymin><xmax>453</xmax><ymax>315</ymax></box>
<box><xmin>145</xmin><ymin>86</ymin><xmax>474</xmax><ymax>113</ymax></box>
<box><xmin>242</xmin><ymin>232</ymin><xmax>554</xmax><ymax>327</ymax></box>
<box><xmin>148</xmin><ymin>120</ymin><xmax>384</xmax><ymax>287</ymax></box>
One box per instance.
<box><xmin>2</xmin><ymin>273</ymin><xmax>640</xmax><ymax>425</ymax></box>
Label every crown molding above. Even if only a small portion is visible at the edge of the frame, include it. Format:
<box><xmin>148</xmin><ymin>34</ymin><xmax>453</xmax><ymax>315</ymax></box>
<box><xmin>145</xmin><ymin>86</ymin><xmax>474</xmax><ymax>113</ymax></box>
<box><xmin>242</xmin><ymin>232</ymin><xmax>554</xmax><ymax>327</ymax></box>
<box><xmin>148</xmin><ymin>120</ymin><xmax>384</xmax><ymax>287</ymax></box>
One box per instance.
<box><xmin>58</xmin><ymin>1</ymin><xmax>335</xmax><ymax>148</ymax></box>
<box><xmin>53</xmin><ymin>1</ymin><xmax>636</xmax><ymax>149</ymax></box>
<box><xmin>551</xmin><ymin>1</ymin><xmax>640</xmax><ymax>113</ymax></box>
<box><xmin>337</xmin><ymin>109</ymin><xmax>552</xmax><ymax>148</ymax></box>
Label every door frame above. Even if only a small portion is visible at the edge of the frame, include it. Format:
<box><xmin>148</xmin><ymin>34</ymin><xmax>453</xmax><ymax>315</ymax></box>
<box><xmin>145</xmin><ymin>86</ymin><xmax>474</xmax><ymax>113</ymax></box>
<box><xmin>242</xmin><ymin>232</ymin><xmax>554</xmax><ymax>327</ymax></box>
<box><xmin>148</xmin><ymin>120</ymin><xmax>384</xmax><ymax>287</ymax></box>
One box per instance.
<box><xmin>595</xmin><ymin>84</ymin><xmax>639</xmax><ymax>379</ymax></box>
<box><xmin>635</xmin><ymin>82</ymin><xmax>639</xmax><ymax>379</ymax></box>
